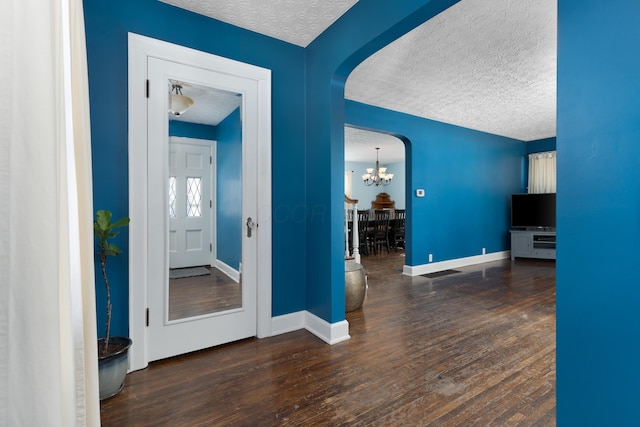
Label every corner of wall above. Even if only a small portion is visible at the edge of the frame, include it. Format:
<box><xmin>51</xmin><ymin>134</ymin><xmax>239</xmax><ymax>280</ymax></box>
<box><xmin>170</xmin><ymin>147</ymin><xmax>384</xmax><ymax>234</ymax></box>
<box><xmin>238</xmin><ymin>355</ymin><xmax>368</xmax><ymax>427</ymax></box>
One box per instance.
<box><xmin>271</xmin><ymin>311</ymin><xmax>350</xmax><ymax>345</ymax></box>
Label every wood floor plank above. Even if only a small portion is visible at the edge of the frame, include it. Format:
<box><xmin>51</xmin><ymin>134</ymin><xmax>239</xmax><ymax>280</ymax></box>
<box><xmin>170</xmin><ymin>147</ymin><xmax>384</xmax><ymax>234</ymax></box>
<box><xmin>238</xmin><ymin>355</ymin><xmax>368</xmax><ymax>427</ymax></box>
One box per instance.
<box><xmin>101</xmin><ymin>253</ymin><xmax>556</xmax><ymax>426</ymax></box>
<box><xmin>169</xmin><ymin>266</ymin><xmax>241</xmax><ymax>320</ymax></box>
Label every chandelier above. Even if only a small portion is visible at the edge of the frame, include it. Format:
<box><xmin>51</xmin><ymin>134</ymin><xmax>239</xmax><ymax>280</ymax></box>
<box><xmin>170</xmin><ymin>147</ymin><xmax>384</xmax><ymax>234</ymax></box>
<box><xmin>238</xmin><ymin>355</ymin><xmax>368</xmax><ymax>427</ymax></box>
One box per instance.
<box><xmin>362</xmin><ymin>147</ymin><xmax>394</xmax><ymax>187</ymax></box>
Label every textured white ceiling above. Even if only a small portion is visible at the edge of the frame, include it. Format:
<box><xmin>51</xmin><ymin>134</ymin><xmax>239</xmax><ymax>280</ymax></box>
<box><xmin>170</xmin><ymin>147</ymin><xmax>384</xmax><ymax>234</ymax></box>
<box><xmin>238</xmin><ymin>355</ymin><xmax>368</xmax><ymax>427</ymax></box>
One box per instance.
<box><xmin>161</xmin><ymin>0</ymin><xmax>557</xmax><ymax>159</ymax></box>
<box><xmin>345</xmin><ymin>0</ymin><xmax>557</xmax><ymax>142</ymax></box>
<box><xmin>160</xmin><ymin>0</ymin><xmax>358</xmax><ymax>47</ymax></box>
<box><xmin>344</xmin><ymin>127</ymin><xmax>405</xmax><ymax>164</ymax></box>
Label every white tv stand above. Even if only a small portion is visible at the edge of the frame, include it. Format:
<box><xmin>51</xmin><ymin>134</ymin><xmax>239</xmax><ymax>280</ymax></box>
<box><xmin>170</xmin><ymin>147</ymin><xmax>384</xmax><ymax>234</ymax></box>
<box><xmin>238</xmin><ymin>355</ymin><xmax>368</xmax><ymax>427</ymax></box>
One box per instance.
<box><xmin>510</xmin><ymin>229</ymin><xmax>556</xmax><ymax>260</ymax></box>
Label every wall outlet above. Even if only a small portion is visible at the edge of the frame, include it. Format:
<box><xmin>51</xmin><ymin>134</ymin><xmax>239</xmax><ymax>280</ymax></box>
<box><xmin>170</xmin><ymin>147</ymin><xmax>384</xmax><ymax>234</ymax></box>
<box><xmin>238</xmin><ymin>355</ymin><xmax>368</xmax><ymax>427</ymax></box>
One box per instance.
<box><xmin>482</xmin><ymin>247</ymin><xmax>486</xmax><ymax>255</ymax></box>
<box><xmin>429</xmin><ymin>253</ymin><xmax>433</xmax><ymax>263</ymax></box>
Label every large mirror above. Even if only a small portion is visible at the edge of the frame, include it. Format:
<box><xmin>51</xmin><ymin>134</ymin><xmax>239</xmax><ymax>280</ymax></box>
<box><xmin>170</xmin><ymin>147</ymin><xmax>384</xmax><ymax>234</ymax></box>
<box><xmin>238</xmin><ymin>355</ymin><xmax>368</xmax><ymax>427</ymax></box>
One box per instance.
<box><xmin>165</xmin><ymin>79</ymin><xmax>243</xmax><ymax>321</ymax></box>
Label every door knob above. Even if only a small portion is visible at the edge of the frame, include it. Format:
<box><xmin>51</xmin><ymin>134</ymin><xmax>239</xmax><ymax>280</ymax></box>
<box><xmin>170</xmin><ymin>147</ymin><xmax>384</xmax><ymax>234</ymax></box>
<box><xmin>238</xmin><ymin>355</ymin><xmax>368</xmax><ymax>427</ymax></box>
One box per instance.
<box><xmin>246</xmin><ymin>217</ymin><xmax>255</xmax><ymax>238</ymax></box>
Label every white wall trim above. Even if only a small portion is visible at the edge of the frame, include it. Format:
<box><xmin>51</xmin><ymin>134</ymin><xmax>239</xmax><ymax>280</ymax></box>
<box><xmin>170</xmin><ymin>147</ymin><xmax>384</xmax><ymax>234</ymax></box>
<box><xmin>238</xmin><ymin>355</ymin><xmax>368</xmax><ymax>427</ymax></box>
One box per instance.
<box><xmin>271</xmin><ymin>311</ymin><xmax>351</xmax><ymax>345</ymax></box>
<box><xmin>305</xmin><ymin>313</ymin><xmax>351</xmax><ymax>345</ymax></box>
<box><xmin>255</xmin><ymin>74</ymin><xmax>272</xmax><ymax>340</ymax></box>
<box><xmin>403</xmin><ymin>251</ymin><xmax>511</xmax><ymax>276</ymax></box>
<box><xmin>271</xmin><ymin>311</ymin><xmax>306</xmax><ymax>336</ymax></box>
<box><xmin>214</xmin><ymin>259</ymin><xmax>240</xmax><ymax>283</ymax></box>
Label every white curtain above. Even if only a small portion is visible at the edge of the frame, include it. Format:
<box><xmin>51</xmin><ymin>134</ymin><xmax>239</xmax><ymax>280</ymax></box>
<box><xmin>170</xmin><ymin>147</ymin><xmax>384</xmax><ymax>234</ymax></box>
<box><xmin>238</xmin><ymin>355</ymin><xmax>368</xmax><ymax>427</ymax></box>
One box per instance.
<box><xmin>0</xmin><ymin>0</ymin><xmax>99</xmax><ymax>426</ymax></box>
<box><xmin>528</xmin><ymin>151</ymin><xmax>557</xmax><ymax>194</ymax></box>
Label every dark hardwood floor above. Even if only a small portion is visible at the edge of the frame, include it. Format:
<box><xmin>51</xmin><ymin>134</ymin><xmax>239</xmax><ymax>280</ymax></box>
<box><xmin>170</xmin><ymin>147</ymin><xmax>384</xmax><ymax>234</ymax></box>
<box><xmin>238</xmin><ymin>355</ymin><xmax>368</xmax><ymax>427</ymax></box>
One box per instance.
<box><xmin>101</xmin><ymin>252</ymin><xmax>556</xmax><ymax>426</ymax></box>
<box><xmin>169</xmin><ymin>267</ymin><xmax>241</xmax><ymax>320</ymax></box>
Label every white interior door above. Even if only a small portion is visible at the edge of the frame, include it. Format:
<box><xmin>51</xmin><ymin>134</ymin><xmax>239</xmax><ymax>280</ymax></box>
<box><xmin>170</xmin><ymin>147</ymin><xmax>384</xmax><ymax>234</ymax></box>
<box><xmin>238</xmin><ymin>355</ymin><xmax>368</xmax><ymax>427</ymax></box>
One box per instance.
<box><xmin>169</xmin><ymin>141</ymin><xmax>213</xmax><ymax>269</ymax></box>
<box><xmin>146</xmin><ymin>56</ymin><xmax>258</xmax><ymax>362</ymax></box>
<box><xmin>128</xmin><ymin>34</ymin><xmax>272</xmax><ymax>372</ymax></box>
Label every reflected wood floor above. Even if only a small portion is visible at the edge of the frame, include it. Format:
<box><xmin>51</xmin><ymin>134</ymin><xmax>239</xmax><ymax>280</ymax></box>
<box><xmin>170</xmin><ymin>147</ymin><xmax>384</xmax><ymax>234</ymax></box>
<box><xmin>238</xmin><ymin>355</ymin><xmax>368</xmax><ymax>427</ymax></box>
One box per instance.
<box><xmin>101</xmin><ymin>253</ymin><xmax>556</xmax><ymax>426</ymax></box>
<box><xmin>169</xmin><ymin>267</ymin><xmax>241</xmax><ymax>320</ymax></box>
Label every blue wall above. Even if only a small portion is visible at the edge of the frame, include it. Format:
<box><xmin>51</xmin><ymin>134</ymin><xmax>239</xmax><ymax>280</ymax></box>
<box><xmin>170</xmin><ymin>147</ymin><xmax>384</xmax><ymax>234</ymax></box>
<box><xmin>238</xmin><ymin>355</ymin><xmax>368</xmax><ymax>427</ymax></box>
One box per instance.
<box><xmin>216</xmin><ymin>108</ymin><xmax>242</xmax><ymax>270</ymax></box>
<box><xmin>169</xmin><ymin>120</ymin><xmax>217</xmax><ymax>140</ymax></box>
<box><xmin>84</xmin><ymin>0</ymin><xmax>307</xmax><ymax>337</ymax></box>
<box><xmin>557</xmin><ymin>0</ymin><xmax>640</xmax><ymax>423</ymax></box>
<box><xmin>346</xmin><ymin>101</ymin><xmax>525</xmax><ymax>265</ymax></box>
<box><xmin>526</xmin><ymin>137</ymin><xmax>556</xmax><ymax>155</ymax></box>
<box><xmin>304</xmin><ymin>0</ymin><xmax>461</xmax><ymax>323</ymax></box>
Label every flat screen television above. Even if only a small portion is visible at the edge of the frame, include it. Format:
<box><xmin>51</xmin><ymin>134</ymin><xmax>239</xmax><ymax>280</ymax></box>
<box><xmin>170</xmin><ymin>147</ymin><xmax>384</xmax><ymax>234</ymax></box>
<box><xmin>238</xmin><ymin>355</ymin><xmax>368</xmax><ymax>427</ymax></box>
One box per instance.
<box><xmin>511</xmin><ymin>193</ymin><xmax>556</xmax><ymax>229</ymax></box>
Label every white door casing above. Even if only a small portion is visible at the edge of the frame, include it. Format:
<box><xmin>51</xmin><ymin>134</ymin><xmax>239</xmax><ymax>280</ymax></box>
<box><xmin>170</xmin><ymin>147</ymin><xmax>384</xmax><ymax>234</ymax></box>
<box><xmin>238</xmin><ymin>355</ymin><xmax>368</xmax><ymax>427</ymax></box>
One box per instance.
<box><xmin>128</xmin><ymin>33</ymin><xmax>272</xmax><ymax>370</ymax></box>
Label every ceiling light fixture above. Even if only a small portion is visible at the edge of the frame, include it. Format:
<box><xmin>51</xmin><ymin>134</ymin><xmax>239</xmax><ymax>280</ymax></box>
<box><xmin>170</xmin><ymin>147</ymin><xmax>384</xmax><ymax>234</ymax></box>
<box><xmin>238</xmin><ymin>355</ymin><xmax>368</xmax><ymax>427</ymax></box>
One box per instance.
<box><xmin>362</xmin><ymin>147</ymin><xmax>393</xmax><ymax>187</ymax></box>
<box><xmin>169</xmin><ymin>82</ymin><xmax>194</xmax><ymax>116</ymax></box>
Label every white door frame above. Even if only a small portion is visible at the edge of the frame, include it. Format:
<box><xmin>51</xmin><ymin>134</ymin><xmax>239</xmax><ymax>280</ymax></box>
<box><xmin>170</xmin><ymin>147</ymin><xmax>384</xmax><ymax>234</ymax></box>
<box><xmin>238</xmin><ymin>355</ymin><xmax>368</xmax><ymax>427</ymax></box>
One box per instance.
<box><xmin>127</xmin><ymin>33</ymin><xmax>272</xmax><ymax>371</ymax></box>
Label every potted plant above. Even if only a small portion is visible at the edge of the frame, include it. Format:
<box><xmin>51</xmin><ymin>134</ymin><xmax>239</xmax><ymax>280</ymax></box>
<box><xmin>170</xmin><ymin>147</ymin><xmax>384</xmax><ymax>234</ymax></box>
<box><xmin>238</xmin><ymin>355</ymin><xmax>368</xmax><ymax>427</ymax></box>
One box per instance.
<box><xmin>94</xmin><ymin>209</ymin><xmax>131</xmax><ymax>400</ymax></box>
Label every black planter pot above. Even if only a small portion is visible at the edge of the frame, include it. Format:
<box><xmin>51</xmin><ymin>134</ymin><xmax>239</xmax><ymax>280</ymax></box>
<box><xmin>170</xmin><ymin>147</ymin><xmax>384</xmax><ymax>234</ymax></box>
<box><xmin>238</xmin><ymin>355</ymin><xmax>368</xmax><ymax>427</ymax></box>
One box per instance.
<box><xmin>98</xmin><ymin>336</ymin><xmax>132</xmax><ymax>400</ymax></box>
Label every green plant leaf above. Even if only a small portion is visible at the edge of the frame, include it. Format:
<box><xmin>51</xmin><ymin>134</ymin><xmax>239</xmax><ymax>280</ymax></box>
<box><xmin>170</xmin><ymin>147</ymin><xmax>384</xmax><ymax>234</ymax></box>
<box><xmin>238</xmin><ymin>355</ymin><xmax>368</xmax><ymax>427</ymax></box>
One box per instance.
<box><xmin>95</xmin><ymin>210</ymin><xmax>112</xmax><ymax>231</ymax></box>
<box><xmin>112</xmin><ymin>217</ymin><xmax>131</xmax><ymax>229</ymax></box>
<box><xmin>105</xmin><ymin>242</ymin><xmax>122</xmax><ymax>257</ymax></box>
<box><xmin>94</xmin><ymin>210</ymin><xmax>130</xmax><ymax>258</ymax></box>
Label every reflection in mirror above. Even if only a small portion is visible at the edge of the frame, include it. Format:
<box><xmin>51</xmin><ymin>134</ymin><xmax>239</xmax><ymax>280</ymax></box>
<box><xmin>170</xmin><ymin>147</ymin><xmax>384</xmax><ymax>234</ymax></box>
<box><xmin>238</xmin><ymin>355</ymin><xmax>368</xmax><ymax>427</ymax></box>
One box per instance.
<box><xmin>165</xmin><ymin>79</ymin><xmax>243</xmax><ymax>321</ymax></box>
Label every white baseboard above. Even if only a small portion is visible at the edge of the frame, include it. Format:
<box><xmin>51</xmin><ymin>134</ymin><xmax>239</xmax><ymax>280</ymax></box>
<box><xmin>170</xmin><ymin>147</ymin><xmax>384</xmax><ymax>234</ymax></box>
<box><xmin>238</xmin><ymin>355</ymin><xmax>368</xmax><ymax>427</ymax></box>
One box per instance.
<box><xmin>271</xmin><ymin>311</ymin><xmax>306</xmax><ymax>336</ymax></box>
<box><xmin>305</xmin><ymin>313</ymin><xmax>351</xmax><ymax>345</ymax></box>
<box><xmin>403</xmin><ymin>251</ymin><xmax>510</xmax><ymax>276</ymax></box>
<box><xmin>214</xmin><ymin>259</ymin><xmax>240</xmax><ymax>283</ymax></box>
<box><xmin>271</xmin><ymin>311</ymin><xmax>351</xmax><ymax>345</ymax></box>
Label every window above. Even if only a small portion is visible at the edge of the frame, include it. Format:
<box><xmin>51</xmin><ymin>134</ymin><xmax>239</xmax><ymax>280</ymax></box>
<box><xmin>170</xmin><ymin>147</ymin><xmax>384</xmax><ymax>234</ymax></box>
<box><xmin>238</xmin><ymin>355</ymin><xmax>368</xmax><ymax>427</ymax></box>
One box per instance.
<box><xmin>169</xmin><ymin>176</ymin><xmax>176</xmax><ymax>218</ymax></box>
<box><xmin>528</xmin><ymin>151</ymin><xmax>556</xmax><ymax>194</ymax></box>
<box><xmin>186</xmin><ymin>177</ymin><xmax>202</xmax><ymax>217</ymax></box>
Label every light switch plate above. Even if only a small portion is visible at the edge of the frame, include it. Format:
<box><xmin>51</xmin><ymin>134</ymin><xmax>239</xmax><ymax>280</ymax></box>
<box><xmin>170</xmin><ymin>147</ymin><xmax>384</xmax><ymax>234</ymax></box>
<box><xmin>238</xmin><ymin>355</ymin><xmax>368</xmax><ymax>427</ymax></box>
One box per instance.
<box><xmin>416</xmin><ymin>189</ymin><xmax>425</xmax><ymax>197</ymax></box>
